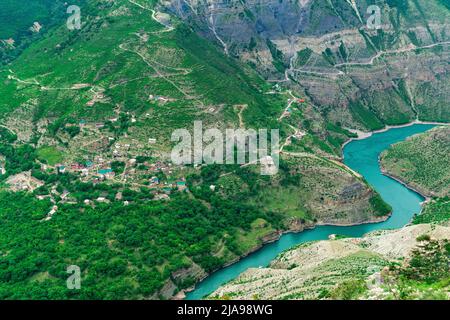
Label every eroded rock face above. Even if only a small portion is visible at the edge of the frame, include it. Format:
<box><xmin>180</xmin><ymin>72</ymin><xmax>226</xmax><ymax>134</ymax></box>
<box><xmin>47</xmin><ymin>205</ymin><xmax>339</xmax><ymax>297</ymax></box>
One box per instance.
<box><xmin>164</xmin><ymin>0</ymin><xmax>360</xmax><ymax>44</ymax></box>
<box><xmin>162</xmin><ymin>0</ymin><xmax>450</xmax><ymax>128</ymax></box>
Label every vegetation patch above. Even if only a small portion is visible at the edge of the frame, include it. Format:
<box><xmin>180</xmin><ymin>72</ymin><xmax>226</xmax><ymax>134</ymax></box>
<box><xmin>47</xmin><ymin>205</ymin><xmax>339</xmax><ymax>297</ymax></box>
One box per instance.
<box><xmin>37</xmin><ymin>146</ymin><xmax>63</xmax><ymax>166</ymax></box>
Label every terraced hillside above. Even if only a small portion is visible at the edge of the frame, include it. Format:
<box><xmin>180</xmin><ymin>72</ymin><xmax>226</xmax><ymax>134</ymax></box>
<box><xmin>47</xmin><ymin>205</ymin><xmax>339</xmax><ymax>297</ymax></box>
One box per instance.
<box><xmin>380</xmin><ymin>126</ymin><xmax>450</xmax><ymax>197</ymax></box>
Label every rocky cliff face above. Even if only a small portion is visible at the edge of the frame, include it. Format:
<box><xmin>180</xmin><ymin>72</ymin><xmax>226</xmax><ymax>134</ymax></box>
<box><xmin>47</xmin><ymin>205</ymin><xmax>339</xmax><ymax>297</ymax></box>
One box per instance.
<box><xmin>162</xmin><ymin>0</ymin><xmax>450</xmax><ymax>129</ymax></box>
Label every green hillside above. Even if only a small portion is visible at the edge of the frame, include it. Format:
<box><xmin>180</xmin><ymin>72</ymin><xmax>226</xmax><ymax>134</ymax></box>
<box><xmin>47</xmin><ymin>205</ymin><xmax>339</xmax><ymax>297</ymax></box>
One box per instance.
<box><xmin>414</xmin><ymin>197</ymin><xmax>450</xmax><ymax>225</ymax></box>
<box><xmin>380</xmin><ymin>126</ymin><xmax>450</xmax><ymax>197</ymax></box>
<box><xmin>0</xmin><ymin>0</ymin><xmax>448</xmax><ymax>300</ymax></box>
<box><xmin>0</xmin><ymin>0</ymin><xmax>71</xmax><ymax>63</ymax></box>
<box><xmin>0</xmin><ymin>0</ymin><xmax>392</xmax><ymax>299</ymax></box>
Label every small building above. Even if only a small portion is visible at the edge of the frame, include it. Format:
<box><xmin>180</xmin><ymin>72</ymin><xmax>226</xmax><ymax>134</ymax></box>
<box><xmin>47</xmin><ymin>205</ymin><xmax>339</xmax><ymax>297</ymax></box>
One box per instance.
<box><xmin>154</xmin><ymin>194</ymin><xmax>170</xmax><ymax>201</ymax></box>
<box><xmin>98</xmin><ymin>168</ymin><xmax>113</xmax><ymax>175</ymax></box>
<box><xmin>162</xmin><ymin>187</ymin><xmax>172</xmax><ymax>194</ymax></box>
<box><xmin>176</xmin><ymin>181</ymin><xmax>187</xmax><ymax>192</ymax></box>
<box><xmin>150</xmin><ymin>176</ymin><xmax>159</xmax><ymax>185</ymax></box>
<box><xmin>96</xmin><ymin>197</ymin><xmax>109</xmax><ymax>203</ymax></box>
<box><xmin>44</xmin><ymin>205</ymin><xmax>58</xmax><ymax>221</ymax></box>
<box><xmin>97</xmin><ymin>168</ymin><xmax>114</xmax><ymax>180</ymax></box>
<box><xmin>71</xmin><ymin>163</ymin><xmax>85</xmax><ymax>170</ymax></box>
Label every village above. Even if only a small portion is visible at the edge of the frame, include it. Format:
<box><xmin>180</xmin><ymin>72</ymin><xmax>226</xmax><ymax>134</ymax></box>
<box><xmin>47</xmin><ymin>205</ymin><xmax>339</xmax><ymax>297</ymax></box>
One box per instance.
<box><xmin>0</xmin><ymin>82</ymin><xmax>306</xmax><ymax>213</ymax></box>
<box><xmin>0</xmin><ymin>113</ymin><xmax>190</xmax><ymax>212</ymax></box>
<box><xmin>52</xmin><ymin>153</ymin><xmax>188</xmax><ymax>202</ymax></box>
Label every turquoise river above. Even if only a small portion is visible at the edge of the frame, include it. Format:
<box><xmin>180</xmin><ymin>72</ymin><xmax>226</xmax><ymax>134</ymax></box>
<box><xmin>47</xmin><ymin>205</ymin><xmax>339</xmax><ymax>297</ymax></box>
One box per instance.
<box><xmin>186</xmin><ymin>123</ymin><xmax>436</xmax><ymax>300</ymax></box>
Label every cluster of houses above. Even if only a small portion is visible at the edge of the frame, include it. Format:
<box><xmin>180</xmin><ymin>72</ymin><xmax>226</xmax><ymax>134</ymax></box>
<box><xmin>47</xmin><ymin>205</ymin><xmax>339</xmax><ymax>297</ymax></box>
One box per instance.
<box><xmin>145</xmin><ymin>160</ymin><xmax>172</xmax><ymax>173</ymax></box>
<box><xmin>56</xmin><ymin>160</ymin><xmax>115</xmax><ymax>181</ymax></box>
<box><xmin>86</xmin><ymin>88</ymin><xmax>107</xmax><ymax>107</ymax></box>
<box><xmin>149</xmin><ymin>180</ymin><xmax>187</xmax><ymax>201</ymax></box>
<box><xmin>54</xmin><ymin>155</ymin><xmax>188</xmax><ymax>197</ymax></box>
<box><xmin>149</xmin><ymin>176</ymin><xmax>187</xmax><ymax>192</ymax></box>
<box><xmin>113</xmin><ymin>143</ymin><xmax>132</xmax><ymax>158</ymax></box>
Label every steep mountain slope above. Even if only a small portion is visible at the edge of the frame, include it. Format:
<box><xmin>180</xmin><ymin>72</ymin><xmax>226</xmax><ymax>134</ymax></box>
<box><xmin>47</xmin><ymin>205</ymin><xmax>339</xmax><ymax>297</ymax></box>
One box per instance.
<box><xmin>0</xmin><ymin>0</ymin><xmax>72</xmax><ymax>63</ymax></box>
<box><xmin>0</xmin><ymin>0</ymin><xmax>281</xmax><ymax>144</ymax></box>
<box><xmin>380</xmin><ymin>126</ymin><xmax>450</xmax><ymax>197</ymax></box>
<box><xmin>164</xmin><ymin>0</ymin><xmax>450</xmax><ymax>130</ymax></box>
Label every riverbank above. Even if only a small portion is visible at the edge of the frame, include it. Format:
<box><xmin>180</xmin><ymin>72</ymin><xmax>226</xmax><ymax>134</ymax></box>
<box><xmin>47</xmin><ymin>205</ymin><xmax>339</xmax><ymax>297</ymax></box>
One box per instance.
<box><xmin>344</xmin><ymin>120</ymin><xmax>448</xmax><ymax>209</ymax></box>
<box><xmin>380</xmin><ymin>164</ymin><xmax>430</xmax><ymax>201</ymax></box>
<box><xmin>175</xmin><ymin>220</ymin><xmax>317</xmax><ymax>299</ymax></box>
<box><xmin>182</xmin><ymin>123</ymin><xmax>437</xmax><ymax>300</ymax></box>
<box><xmin>379</xmin><ymin>170</ymin><xmax>431</xmax><ymax>227</ymax></box>
<box><xmin>342</xmin><ymin>120</ymin><xmax>450</xmax><ymax>151</ymax></box>
<box><xmin>179</xmin><ymin>207</ymin><xmax>392</xmax><ymax>299</ymax></box>
<box><xmin>209</xmin><ymin>222</ymin><xmax>450</xmax><ymax>300</ymax></box>
<box><xmin>316</xmin><ymin>213</ymin><xmax>391</xmax><ymax>227</ymax></box>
